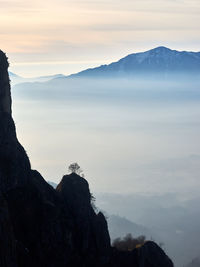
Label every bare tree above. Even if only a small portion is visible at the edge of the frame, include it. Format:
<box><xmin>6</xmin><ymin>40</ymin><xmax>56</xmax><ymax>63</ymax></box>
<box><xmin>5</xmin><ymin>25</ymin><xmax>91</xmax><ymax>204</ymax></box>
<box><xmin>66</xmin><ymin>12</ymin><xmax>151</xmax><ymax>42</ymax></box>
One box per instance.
<box><xmin>68</xmin><ymin>162</ymin><xmax>83</xmax><ymax>175</ymax></box>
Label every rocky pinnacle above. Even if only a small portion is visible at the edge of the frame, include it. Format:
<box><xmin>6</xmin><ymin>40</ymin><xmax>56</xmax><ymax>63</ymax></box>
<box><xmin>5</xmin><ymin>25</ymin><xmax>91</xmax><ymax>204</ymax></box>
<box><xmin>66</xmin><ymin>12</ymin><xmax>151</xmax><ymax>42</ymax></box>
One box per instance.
<box><xmin>0</xmin><ymin>50</ymin><xmax>12</xmax><ymax>114</ymax></box>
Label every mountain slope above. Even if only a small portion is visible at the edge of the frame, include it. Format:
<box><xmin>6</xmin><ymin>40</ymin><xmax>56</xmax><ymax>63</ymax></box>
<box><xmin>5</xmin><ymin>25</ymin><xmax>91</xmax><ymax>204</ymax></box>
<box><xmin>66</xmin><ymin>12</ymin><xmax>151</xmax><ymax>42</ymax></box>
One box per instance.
<box><xmin>12</xmin><ymin>47</ymin><xmax>200</xmax><ymax>88</ymax></box>
<box><xmin>108</xmin><ymin>215</ymin><xmax>155</xmax><ymax>241</ymax></box>
<box><xmin>67</xmin><ymin>46</ymin><xmax>200</xmax><ymax>78</ymax></box>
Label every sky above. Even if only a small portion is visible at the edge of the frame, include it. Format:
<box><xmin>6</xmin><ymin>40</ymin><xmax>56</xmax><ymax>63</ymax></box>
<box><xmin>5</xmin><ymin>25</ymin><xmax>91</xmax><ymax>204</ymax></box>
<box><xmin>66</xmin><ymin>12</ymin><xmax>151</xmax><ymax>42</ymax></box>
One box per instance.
<box><xmin>1</xmin><ymin>0</ymin><xmax>200</xmax><ymax>77</ymax></box>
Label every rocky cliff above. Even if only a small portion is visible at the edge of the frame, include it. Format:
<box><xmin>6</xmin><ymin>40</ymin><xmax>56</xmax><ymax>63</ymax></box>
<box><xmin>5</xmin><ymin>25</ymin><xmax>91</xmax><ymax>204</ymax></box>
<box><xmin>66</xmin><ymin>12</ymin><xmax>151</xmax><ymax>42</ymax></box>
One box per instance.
<box><xmin>0</xmin><ymin>51</ymin><xmax>11</xmax><ymax>114</ymax></box>
<box><xmin>0</xmin><ymin>50</ymin><xmax>174</xmax><ymax>267</ymax></box>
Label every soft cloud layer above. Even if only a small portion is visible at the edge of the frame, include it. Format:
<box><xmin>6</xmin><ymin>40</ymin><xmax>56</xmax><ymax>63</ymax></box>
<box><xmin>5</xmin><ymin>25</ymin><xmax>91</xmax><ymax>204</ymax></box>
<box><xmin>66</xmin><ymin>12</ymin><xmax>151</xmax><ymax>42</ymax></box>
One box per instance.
<box><xmin>12</xmin><ymin>78</ymin><xmax>200</xmax><ymax>195</ymax></box>
<box><xmin>1</xmin><ymin>0</ymin><xmax>200</xmax><ymax>76</ymax></box>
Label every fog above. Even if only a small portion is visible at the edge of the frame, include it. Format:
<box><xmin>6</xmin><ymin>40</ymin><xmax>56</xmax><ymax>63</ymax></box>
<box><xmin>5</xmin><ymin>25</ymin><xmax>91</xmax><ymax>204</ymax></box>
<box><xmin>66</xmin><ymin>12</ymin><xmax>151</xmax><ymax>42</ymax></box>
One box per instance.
<box><xmin>96</xmin><ymin>192</ymin><xmax>200</xmax><ymax>267</ymax></box>
<box><xmin>12</xmin><ymin>76</ymin><xmax>200</xmax><ymax>266</ymax></box>
<box><xmin>12</xmin><ymin>76</ymin><xmax>200</xmax><ymax>194</ymax></box>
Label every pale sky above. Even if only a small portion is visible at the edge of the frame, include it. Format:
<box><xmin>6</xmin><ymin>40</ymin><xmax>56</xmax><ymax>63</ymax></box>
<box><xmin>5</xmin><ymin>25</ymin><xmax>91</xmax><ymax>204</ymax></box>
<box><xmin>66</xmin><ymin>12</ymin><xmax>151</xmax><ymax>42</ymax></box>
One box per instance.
<box><xmin>1</xmin><ymin>0</ymin><xmax>200</xmax><ymax>76</ymax></box>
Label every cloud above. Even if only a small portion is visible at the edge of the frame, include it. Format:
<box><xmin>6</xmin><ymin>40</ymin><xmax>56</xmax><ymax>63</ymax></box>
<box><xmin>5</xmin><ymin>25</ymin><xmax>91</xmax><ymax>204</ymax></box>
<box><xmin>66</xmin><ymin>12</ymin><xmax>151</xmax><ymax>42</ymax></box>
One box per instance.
<box><xmin>90</xmin><ymin>23</ymin><xmax>200</xmax><ymax>32</ymax></box>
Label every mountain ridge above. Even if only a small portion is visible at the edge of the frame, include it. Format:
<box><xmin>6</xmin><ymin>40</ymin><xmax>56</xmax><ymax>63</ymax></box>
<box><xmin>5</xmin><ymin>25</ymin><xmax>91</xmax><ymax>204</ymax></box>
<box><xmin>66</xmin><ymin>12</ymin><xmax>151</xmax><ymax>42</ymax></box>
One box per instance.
<box><xmin>67</xmin><ymin>46</ymin><xmax>200</xmax><ymax>79</ymax></box>
<box><xmin>11</xmin><ymin>47</ymin><xmax>200</xmax><ymax>87</ymax></box>
<box><xmin>9</xmin><ymin>72</ymin><xmax>65</xmax><ymax>85</ymax></box>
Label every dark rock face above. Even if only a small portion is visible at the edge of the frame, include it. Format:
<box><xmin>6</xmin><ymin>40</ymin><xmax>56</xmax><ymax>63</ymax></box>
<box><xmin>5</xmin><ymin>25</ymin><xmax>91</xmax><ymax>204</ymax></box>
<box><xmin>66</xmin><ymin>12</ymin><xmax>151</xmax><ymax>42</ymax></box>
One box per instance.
<box><xmin>111</xmin><ymin>241</ymin><xmax>174</xmax><ymax>267</ymax></box>
<box><xmin>137</xmin><ymin>241</ymin><xmax>174</xmax><ymax>267</ymax></box>
<box><xmin>0</xmin><ymin>50</ymin><xmax>11</xmax><ymax>114</ymax></box>
<box><xmin>0</xmin><ymin>112</ymin><xmax>31</xmax><ymax>193</ymax></box>
<box><xmin>0</xmin><ymin>51</ymin><xmax>74</xmax><ymax>267</ymax></box>
<box><xmin>0</xmin><ymin>193</ymin><xmax>17</xmax><ymax>267</ymax></box>
<box><xmin>0</xmin><ymin>50</ymin><xmax>174</xmax><ymax>267</ymax></box>
<box><xmin>6</xmin><ymin>170</ymin><xmax>75</xmax><ymax>267</ymax></box>
<box><xmin>57</xmin><ymin>173</ymin><xmax>111</xmax><ymax>266</ymax></box>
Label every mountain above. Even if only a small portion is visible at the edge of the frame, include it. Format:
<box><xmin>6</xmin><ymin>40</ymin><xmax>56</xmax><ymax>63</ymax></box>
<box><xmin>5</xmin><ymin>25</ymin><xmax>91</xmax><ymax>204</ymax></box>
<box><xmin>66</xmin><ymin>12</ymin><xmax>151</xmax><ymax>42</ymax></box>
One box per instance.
<box><xmin>96</xmin><ymin>192</ymin><xmax>200</xmax><ymax>267</ymax></box>
<box><xmin>8</xmin><ymin>71</ymin><xmax>65</xmax><ymax>85</ymax></box>
<box><xmin>107</xmin><ymin>215</ymin><xmax>155</xmax><ymax>241</ymax></box>
<box><xmin>66</xmin><ymin>46</ymin><xmax>200</xmax><ymax>78</ymax></box>
<box><xmin>185</xmin><ymin>258</ymin><xmax>200</xmax><ymax>267</ymax></box>
<box><xmin>48</xmin><ymin>180</ymin><xmax>57</xmax><ymax>188</ymax></box>
<box><xmin>9</xmin><ymin>71</ymin><xmax>23</xmax><ymax>84</ymax></box>
<box><xmin>12</xmin><ymin>46</ymin><xmax>200</xmax><ymax>89</ymax></box>
<box><xmin>9</xmin><ymin>71</ymin><xmax>21</xmax><ymax>79</ymax></box>
<box><xmin>47</xmin><ymin>182</ymin><xmax>156</xmax><ymax>242</ymax></box>
<box><xmin>0</xmin><ymin>50</ymin><xmax>174</xmax><ymax>267</ymax></box>
<box><xmin>47</xmin><ymin>183</ymin><xmax>155</xmax><ymax>241</ymax></box>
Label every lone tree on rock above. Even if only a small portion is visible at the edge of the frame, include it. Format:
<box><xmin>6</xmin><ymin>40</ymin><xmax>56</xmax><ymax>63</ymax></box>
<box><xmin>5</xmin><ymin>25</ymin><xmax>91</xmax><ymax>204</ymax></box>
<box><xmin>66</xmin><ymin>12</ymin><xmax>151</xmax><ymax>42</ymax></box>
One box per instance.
<box><xmin>68</xmin><ymin>162</ymin><xmax>83</xmax><ymax>176</ymax></box>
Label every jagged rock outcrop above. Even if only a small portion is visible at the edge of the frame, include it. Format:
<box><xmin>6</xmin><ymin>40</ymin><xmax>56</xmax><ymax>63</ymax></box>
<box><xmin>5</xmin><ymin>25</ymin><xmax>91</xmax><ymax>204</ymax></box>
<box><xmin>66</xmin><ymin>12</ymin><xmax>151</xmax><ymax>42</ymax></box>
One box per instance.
<box><xmin>0</xmin><ymin>50</ymin><xmax>74</xmax><ymax>267</ymax></box>
<box><xmin>137</xmin><ymin>241</ymin><xmax>174</xmax><ymax>267</ymax></box>
<box><xmin>56</xmin><ymin>173</ymin><xmax>111</xmax><ymax>266</ymax></box>
<box><xmin>111</xmin><ymin>241</ymin><xmax>174</xmax><ymax>267</ymax></box>
<box><xmin>0</xmin><ymin>50</ymin><xmax>174</xmax><ymax>267</ymax></box>
<box><xmin>0</xmin><ymin>50</ymin><xmax>11</xmax><ymax>114</ymax></box>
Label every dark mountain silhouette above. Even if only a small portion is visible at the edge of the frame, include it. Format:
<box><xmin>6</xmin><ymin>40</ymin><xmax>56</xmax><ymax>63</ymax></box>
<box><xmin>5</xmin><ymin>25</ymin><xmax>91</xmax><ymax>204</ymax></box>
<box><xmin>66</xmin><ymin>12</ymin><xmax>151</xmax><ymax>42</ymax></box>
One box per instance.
<box><xmin>46</xmin><ymin>183</ymin><xmax>154</xmax><ymax>241</ymax></box>
<box><xmin>0</xmin><ymin>49</ymin><xmax>174</xmax><ymax>267</ymax></box>
<box><xmin>47</xmin><ymin>182</ymin><xmax>156</xmax><ymax>243</ymax></box>
<box><xmin>66</xmin><ymin>46</ymin><xmax>200</xmax><ymax>79</ymax></box>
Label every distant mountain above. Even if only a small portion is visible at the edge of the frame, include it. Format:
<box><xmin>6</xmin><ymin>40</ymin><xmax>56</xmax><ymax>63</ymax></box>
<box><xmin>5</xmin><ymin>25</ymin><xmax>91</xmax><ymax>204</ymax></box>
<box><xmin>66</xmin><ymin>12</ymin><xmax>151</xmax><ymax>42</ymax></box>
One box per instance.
<box><xmin>96</xmin><ymin>193</ymin><xmax>200</xmax><ymax>267</ymax></box>
<box><xmin>48</xmin><ymin>181</ymin><xmax>57</xmax><ymax>189</ymax></box>
<box><xmin>185</xmin><ymin>258</ymin><xmax>200</xmax><ymax>267</ymax></box>
<box><xmin>67</xmin><ymin>46</ymin><xmax>200</xmax><ymax>78</ymax></box>
<box><xmin>8</xmin><ymin>72</ymin><xmax>65</xmax><ymax>85</ymax></box>
<box><xmin>9</xmin><ymin>72</ymin><xmax>23</xmax><ymax>85</ymax></box>
<box><xmin>11</xmin><ymin>47</ymin><xmax>200</xmax><ymax>87</ymax></box>
<box><xmin>9</xmin><ymin>71</ymin><xmax>21</xmax><ymax>78</ymax></box>
<box><xmin>107</xmin><ymin>214</ymin><xmax>155</xmax><ymax>241</ymax></box>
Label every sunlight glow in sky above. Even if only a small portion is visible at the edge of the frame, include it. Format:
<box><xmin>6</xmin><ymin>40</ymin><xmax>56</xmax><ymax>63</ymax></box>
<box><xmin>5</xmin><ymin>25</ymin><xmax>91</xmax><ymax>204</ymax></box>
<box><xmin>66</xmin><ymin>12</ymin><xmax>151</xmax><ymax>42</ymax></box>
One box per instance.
<box><xmin>1</xmin><ymin>0</ymin><xmax>200</xmax><ymax>76</ymax></box>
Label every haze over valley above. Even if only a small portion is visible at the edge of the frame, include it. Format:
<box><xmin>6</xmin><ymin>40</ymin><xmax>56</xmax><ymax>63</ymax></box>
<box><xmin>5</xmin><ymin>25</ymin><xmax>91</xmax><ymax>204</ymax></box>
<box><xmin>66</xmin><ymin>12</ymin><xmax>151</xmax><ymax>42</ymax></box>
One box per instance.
<box><xmin>1</xmin><ymin>0</ymin><xmax>200</xmax><ymax>266</ymax></box>
<box><xmin>11</xmin><ymin>47</ymin><xmax>200</xmax><ymax>266</ymax></box>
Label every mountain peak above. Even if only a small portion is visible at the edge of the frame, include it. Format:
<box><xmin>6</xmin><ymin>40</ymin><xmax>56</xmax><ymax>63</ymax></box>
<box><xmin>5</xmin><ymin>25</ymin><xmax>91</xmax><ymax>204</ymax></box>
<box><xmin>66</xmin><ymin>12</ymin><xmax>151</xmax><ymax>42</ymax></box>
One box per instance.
<box><xmin>147</xmin><ymin>46</ymin><xmax>174</xmax><ymax>55</ymax></box>
<box><xmin>69</xmin><ymin>46</ymin><xmax>200</xmax><ymax>78</ymax></box>
<box><xmin>150</xmin><ymin>46</ymin><xmax>171</xmax><ymax>52</ymax></box>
